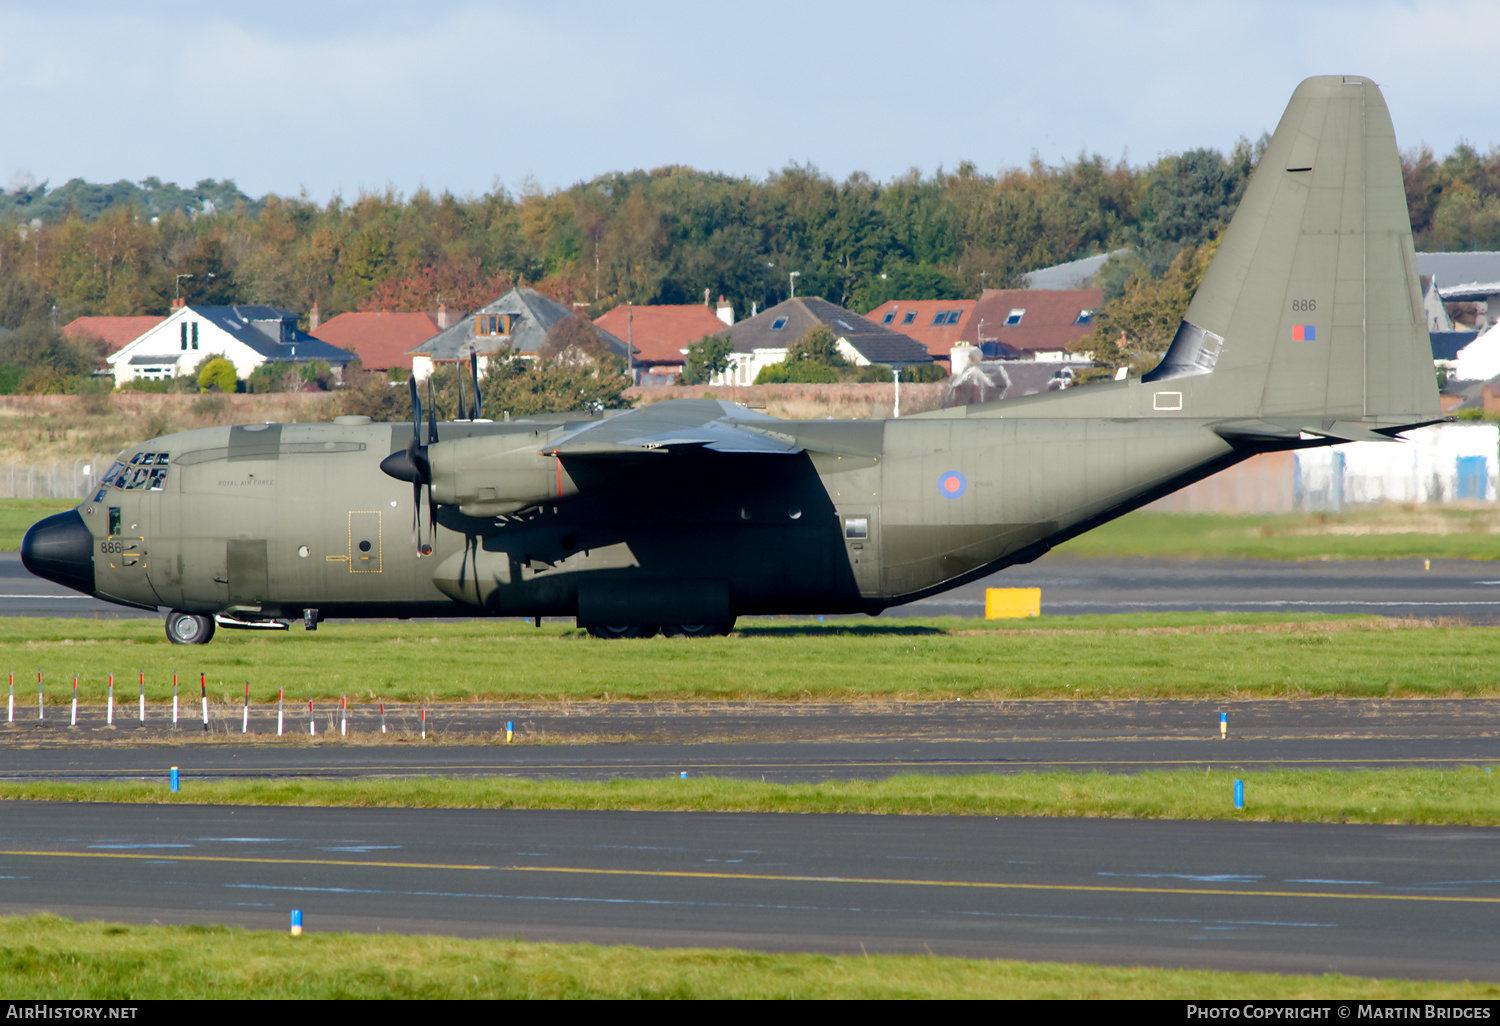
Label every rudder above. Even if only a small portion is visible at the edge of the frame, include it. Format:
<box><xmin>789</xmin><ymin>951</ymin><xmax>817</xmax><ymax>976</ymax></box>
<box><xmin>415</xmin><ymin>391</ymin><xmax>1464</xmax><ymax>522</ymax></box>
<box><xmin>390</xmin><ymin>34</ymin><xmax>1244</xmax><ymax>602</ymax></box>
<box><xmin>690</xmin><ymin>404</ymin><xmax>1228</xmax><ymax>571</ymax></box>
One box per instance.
<box><xmin>1144</xmin><ymin>75</ymin><xmax>1439</xmax><ymax>428</ymax></box>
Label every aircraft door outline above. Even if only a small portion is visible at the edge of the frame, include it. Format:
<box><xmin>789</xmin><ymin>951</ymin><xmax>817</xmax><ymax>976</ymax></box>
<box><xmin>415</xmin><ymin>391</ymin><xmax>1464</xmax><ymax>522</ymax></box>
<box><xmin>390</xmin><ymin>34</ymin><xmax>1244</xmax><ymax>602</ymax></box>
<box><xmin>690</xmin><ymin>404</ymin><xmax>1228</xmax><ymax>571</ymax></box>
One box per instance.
<box><xmin>325</xmin><ymin>511</ymin><xmax>383</xmax><ymax>573</ymax></box>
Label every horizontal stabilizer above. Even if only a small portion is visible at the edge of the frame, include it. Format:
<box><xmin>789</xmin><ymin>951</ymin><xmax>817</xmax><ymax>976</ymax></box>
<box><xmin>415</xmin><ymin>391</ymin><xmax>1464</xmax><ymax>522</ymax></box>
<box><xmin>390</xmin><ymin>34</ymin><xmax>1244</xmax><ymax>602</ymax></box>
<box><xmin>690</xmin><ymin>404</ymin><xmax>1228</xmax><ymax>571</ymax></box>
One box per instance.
<box><xmin>1215</xmin><ymin>416</ymin><xmax>1449</xmax><ymax>445</ymax></box>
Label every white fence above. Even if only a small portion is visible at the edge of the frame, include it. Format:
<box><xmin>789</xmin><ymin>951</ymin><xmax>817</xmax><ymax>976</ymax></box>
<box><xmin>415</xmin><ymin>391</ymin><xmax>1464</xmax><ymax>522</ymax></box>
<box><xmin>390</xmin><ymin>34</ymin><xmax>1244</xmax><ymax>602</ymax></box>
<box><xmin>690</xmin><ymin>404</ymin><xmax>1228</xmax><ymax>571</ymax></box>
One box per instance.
<box><xmin>0</xmin><ymin>457</ymin><xmax>113</xmax><ymax>499</ymax></box>
<box><xmin>1295</xmin><ymin>423</ymin><xmax>1498</xmax><ymax>511</ymax></box>
<box><xmin>1151</xmin><ymin>423</ymin><xmax>1500</xmax><ymax>513</ymax></box>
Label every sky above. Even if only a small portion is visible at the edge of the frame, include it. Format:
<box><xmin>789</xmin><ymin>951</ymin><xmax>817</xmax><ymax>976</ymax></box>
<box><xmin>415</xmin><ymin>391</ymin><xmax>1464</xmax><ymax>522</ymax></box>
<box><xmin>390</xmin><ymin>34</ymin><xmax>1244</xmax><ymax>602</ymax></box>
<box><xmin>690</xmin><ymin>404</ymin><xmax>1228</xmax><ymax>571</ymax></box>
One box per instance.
<box><xmin>1</xmin><ymin>0</ymin><xmax>1495</xmax><ymax>203</ymax></box>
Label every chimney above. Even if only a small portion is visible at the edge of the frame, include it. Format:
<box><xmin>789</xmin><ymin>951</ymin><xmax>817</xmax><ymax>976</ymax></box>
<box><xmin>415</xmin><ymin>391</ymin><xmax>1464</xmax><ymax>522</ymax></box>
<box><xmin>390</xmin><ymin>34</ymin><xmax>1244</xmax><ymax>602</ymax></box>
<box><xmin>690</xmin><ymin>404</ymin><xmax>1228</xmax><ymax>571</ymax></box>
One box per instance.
<box><xmin>950</xmin><ymin>342</ymin><xmax>979</xmax><ymax>374</ymax></box>
<box><xmin>172</xmin><ymin>297</ymin><xmax>185</xmax><ymax>309</ymax></box>
<box><xmin>716</xmin><ymin>295</ymin><xmax>733</xmax><ymax>327</ymax></box>
<box><xmin>438</xmin><ymin>302</ymin><xmax>449</xmax><ymax>330</ymax></box>
<box><xmin>703</xmin><ymin>287</ymin><xmax>710</xmax><ymax>306</ymax></box>
<box><xmin>309</xmin><ymin>301</ymin><xmax>321</xmax><ymax>332</ymax></box>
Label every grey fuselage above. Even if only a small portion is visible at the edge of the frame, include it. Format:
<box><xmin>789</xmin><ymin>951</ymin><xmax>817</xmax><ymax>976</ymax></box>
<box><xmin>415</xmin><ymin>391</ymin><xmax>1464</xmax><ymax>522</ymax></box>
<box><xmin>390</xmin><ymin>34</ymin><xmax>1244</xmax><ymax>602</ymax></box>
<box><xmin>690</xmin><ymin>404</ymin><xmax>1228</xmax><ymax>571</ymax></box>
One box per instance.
<box><xmin>76</xmin><ymin>380</ymin><xmax>1245</xmax><ymax>624</ymax></box>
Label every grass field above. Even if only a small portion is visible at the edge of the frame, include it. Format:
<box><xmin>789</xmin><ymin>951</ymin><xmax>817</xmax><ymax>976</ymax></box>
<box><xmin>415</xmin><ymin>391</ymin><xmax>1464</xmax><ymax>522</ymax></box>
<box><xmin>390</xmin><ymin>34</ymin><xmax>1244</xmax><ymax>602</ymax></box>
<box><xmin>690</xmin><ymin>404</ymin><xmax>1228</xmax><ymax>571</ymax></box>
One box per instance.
<box><xmin>1056</xmin><ymin>508</ymin><xmax>1500</xmax><ymax>560</ymax></box>
<box><xmin>0</xmin><ymin>498</ymin><xmax>72</xmax><ymax>550</ymax></box>
<box><xmin>3</xmin><ymin>914</ymin><xmax>1490</xmax><ymax>999</ymax></box>
<box><xmin>3</xmin><ymin>768</ymin><xmax>1498</xmax><ymax>825</ymax></box>
<box><xmin>2</xmin><ymin>613</ymin><xmax>1496</xmax><ymax>703</ymax></box>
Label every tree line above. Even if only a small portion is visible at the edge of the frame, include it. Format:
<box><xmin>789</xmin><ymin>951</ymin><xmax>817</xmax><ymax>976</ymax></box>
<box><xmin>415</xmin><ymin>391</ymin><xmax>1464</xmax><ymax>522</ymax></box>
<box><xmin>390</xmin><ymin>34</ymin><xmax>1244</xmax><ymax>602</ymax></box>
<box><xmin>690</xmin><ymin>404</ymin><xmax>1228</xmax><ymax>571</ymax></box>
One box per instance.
<box><xmin>0</xmin><ymin>141</ymin><xmax>1495</xmax><ymax>393</ymax></box>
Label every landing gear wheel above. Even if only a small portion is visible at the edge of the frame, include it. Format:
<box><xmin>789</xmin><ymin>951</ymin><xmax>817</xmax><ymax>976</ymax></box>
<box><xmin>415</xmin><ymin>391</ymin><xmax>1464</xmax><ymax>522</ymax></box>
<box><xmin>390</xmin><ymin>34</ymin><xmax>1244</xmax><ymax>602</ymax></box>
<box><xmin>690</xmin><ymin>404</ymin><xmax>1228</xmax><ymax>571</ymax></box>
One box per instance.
<box><xmin>660</xmin><ymin>621</ymin><xmax>735</xmax><ymax>638</ymax></box>
<box><xmin>165</xmin><ymin>610</ymin><xmax>216</xmax><ymax>645</ymax></box>
<box><xmin>586</xmin><ymin>625</ymin><xmax>660</xmax><ymax>639</ymax></box>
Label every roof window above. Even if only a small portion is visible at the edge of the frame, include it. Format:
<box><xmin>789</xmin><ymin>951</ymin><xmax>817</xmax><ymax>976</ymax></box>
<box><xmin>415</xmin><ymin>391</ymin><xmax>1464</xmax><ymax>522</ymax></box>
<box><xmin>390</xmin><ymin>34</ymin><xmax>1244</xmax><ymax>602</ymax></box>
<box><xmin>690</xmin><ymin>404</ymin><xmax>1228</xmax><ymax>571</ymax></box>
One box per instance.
<box><xmin>1004</xmin><ymin>308</ymin><xmax>1025</xmax><ymax>326</ymax></box>
<box><xmin>476</xmin><ymin>313</ymin><xmax>519</xmax><ymax>336</ymax></box>
<box><xmin>881</xmin><ymin>312</ymin><xmax>895</xmax><ymax>324</ymax></box>
<box><xmin>771</xmin><ymin>318</ymin><xmax>788</xmax><ymax>330</ymax></box>
<box><xmin>1074</xmin><ymin>309</ymin><xmax>1093</xmax><ymax>325</ymax></box>
<box><xmin>945</xmin><ymin>310</ymin><xmax>962</xmax><ymax>325</ymax></box>
<box><xmin>902</xmin><ymin>311</ymin><xmax>916</xmax><ymax>325</ymax></box>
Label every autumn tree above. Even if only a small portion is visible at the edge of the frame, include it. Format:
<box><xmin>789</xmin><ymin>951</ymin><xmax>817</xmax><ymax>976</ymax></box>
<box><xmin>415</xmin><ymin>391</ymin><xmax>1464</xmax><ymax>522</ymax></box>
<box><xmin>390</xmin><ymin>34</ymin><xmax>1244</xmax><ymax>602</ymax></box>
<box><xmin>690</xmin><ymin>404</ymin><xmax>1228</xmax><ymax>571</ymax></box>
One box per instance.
<box><xmin>680</xmin><ymin>334</ymin><xmax>732</xmax><ymax>384</ymax></box>
<box><xmin>538</xmin><ymin>311</ymin><xmax>613</xmax><ymax>365</ymax></box>
<box><xmin>478</xmin><ymin>352</ymin><xmax>629</xmax><ymax>416</ymax></box>
<box><xmin>1070</xmin><ymin>236</ymin><xmax>1220</xmax><ymax>382</ymax></box>
<box><xmin>786</xmin><ymin>324</ymin><xmax>845</xmax><ymax>366</ymax></box>
<box><xmin>197</xmin><ymin>356</ymin><xmax>237</xmax><ymax>393</ymax></box>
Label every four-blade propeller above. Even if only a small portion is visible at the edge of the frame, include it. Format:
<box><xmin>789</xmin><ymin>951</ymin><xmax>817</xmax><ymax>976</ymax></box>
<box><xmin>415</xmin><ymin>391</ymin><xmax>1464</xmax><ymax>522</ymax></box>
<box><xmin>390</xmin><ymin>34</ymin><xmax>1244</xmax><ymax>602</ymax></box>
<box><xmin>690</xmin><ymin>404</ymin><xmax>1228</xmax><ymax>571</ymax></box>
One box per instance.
<box><xmin>378</xmin><ymin>376</ymin><xmax>438</xmax><ymax>555</ymax></box>
<box><xmin>377</xmin><ymin>359</ymin><xmax>487</xmax><ymax>555</ymax></box>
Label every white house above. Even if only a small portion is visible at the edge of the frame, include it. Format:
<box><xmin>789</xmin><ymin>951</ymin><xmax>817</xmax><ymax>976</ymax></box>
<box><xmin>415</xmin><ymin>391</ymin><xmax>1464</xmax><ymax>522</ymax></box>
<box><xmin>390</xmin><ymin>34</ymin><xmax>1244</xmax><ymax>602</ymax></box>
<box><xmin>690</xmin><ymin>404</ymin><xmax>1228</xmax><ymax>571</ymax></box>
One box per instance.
<box><xmin>107</xmin><ymin>304</ymin><xmax>356</xmax><ymax>385</ymax></box>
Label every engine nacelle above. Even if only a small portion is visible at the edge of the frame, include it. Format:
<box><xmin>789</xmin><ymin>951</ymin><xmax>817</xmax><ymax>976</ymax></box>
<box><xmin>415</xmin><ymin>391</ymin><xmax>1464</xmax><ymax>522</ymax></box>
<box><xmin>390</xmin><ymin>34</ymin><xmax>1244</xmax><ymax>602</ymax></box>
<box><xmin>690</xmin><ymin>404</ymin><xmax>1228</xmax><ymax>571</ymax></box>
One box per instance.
<box><xmin>424</xmin><ymin>436</ymin><xmax>584</xmax><ymax>516</ymax></box>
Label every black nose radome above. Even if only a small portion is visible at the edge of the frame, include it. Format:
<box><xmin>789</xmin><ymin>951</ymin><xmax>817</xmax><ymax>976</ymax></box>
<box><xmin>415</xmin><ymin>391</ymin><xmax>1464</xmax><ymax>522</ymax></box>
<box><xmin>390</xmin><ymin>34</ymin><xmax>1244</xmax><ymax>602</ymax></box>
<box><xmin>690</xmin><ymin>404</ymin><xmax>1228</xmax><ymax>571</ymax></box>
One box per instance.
<box><xmin>21</xmin><ymin>509</ymin><xmax>95</xmax><ymax>597</ymax></box>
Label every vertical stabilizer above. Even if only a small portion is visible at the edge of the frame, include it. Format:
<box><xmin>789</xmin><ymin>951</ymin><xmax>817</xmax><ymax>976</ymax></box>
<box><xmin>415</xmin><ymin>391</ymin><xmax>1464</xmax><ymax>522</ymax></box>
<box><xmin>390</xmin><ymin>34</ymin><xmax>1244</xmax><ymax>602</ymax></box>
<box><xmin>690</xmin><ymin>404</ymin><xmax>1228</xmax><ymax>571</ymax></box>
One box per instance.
<box><xmin>1143</xmin><ymin>76</ymin><xmax>1439</xmax><ymax>426</ymax></box>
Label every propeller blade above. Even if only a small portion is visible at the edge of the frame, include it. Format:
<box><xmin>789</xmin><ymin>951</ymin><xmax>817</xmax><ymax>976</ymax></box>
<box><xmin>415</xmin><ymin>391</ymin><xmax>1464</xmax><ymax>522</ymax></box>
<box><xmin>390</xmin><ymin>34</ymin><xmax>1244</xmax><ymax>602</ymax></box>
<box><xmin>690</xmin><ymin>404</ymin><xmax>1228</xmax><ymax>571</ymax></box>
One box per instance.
<box><xmin>470</xmin><ymin>352</ymin><xmax>482</xmax><ymax>421</ymax></box>
<box><xmin>412</xmin><ymin>478</ymin><xmax>422</xmax><ymax>550</ymax></box>
<box><xmin>426</xmin><ymin>378</ymin><xmax>439</xmax><ymax>445</ymax></box>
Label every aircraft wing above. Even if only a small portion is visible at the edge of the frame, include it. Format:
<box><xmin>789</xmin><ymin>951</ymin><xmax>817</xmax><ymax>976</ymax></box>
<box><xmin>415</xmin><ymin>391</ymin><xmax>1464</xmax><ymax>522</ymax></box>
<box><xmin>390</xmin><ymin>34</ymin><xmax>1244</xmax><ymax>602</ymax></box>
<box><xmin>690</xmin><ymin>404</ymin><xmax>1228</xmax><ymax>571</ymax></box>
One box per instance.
<box><xmin>542</xmin><ymin>399</ymin><xmax>801</xmax><ymax>456</ymax></box>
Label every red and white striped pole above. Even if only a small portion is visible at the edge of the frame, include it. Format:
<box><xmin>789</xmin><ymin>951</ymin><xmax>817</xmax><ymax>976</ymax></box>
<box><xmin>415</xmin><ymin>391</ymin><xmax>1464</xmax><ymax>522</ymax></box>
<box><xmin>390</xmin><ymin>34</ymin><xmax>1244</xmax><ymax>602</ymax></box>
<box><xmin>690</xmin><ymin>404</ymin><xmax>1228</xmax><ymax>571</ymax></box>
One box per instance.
<box><xmin>139</xmin><ymin>672</ymin><xmax>145</xmax><ymax>723</ymax></box>
<box><xmin>107</xmin><ymin>673</ymin><xmax>114</xmax><ymax>726</ymax></box>
<box><xmin>277</xmin><ymin>688</ymin><xmax>284</xmax><ymax>736</ymax></box>
<box><xmin>380</xmin><ymin>702</ymin><xmax>386</xmax><ymax>734</ymax></box>
<box><xmin>37</xmin><ymin>671</ymin><xmax>43</xmax><ymax>720</ymax></box>
<box><xmin>172</xmin><ymin>673</ymin><xmax>178</xmax><ymax>726</ymax></box>
<box><xmin>7</xmin><ymin>671</ymin><xmax>12</xmax><ymax>723</ymax></box>
<box><xmin>200</xmin><ymin>673</ymin><xmax>208</xmax><ymax>732</ymax></box>
<box><xmin>308</xmin><ymin>698</ymin><xmax>315</xmax><ymax>736</ymax></box>
<box><xmin>340</xmin><ymin>695</ymin><xmax>347</xmax><ymax>737</ymax></box>
<box><xmin>242</xmin><ymin>682</ymin><xmax>249</xmax><ymax>734</ymax></box>
<box><xmin>421</xmin><ymin>706</ymin><xmax>426</xmax><ymax>740</ymax></box>
<box><xmin>70</xmin><ymin>675</ymin><xmax>77</xmax><ymax>727</ymax></box>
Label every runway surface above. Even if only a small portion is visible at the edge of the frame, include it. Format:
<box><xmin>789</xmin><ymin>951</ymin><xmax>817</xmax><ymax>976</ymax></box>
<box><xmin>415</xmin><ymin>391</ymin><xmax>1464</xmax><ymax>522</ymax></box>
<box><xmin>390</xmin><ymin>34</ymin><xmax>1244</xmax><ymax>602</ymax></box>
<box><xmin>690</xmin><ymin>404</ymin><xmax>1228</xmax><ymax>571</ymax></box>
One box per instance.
<box><xmin>887</xmin><ymin>555</ymin><xmax>1500</xmax><ymax>623</ymax></box>
<box><xmin>1</xmin><ymin>802</ymin><xmax>1497</xmax><ymax>980</ymax></box>
<box><xmin>3</xmin><ymin>700</ymin><xmax>1499</xmax><ymax>780</ymax></box>
<box><xmin>8</xmin><ymin>547</ymin><xmax>1500</xmax><ymax>978</ymax></box>
<box><xmin>9</xmin><ymin>551</ymin><xmax>1500</xmax><ymax>623</ymax></box>
<box><xmin>2</xmin><ymin>700</ymin><xmax>1499</xmax><ymax>978</ymax></box>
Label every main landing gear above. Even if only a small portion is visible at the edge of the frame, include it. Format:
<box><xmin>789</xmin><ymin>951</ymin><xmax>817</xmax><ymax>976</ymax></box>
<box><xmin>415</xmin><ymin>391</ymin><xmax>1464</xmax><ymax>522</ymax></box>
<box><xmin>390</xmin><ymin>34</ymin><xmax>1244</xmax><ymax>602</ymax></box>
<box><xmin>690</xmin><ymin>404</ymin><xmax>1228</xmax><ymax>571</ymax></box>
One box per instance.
<box><xmin>164</xmin><ymin>610</ymin><xmax>216</xmax><ymax>645</ymax></box>
<box><xmin>586</xmin><ymin>621</ymin><xmax>735</xmax><ymax>639</ymax></box>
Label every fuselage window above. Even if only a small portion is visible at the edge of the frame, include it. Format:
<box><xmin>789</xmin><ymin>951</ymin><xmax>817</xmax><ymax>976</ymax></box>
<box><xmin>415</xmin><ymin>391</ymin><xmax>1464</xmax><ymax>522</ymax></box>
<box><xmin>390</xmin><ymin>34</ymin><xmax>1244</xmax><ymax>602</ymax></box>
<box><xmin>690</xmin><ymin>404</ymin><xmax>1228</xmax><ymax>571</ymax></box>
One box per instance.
<box><xmin>844</xmin><ymin>517</ymin><xmax>869</xmax><ymax>539</ymax></box>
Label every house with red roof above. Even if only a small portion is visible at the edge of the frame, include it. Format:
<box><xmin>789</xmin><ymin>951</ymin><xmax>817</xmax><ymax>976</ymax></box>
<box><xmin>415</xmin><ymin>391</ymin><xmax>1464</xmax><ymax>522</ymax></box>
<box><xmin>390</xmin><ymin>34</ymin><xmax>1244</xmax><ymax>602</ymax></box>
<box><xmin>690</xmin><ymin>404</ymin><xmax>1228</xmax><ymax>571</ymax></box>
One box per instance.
<box><xmin>593</xmin><ymin>300</ymin><xmax>732</xmax><ymax>384</ymax></box>
<box><xmin>62</xmin><ymin>316</ymin><xmax>166</xmax><ymax>356</ymax></box>
<box><xmin>959</xmin><ymin>288</ymin><xmax>1102</xmax><ymax>360</ymax></box>
<box><xmin>862</xmin><ymin>300</ymin><xmax>976</xmax><ymax>355</ymax></box>
<box><xmin>314</xmin><ymin>310</ymin><xmax>444</xmax><ymax>374</ymax></box>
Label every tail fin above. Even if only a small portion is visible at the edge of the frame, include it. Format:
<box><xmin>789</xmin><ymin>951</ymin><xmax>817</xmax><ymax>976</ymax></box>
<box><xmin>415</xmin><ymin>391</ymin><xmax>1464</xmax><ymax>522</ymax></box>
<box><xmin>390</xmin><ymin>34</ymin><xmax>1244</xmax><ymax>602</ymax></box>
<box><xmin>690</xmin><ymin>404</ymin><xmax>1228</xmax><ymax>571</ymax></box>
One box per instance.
<box><xmin>1143</xmin><ymin>75</ymin><xmax>1439</xmax><ymax>428</ymax></box>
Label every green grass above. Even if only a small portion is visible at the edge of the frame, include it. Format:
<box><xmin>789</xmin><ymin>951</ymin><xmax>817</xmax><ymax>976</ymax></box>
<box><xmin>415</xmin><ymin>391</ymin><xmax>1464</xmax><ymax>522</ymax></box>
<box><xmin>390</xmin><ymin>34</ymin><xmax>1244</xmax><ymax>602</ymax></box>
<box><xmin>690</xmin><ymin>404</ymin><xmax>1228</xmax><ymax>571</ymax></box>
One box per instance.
<box><xmin>3</xmin><ymin>914</ymin><xmax>1490</xmax><ymax>999</ymax></box>
<box><xmin>3</xmin><ymin>614</ymin><xmax>1498</xmax><ymax>703</ymax></box>
<box><xmin>1057</xmin><ymin>509</ymin><xmax>1500</xmax><ymax>560</ymax></box>
<box><xmin>0</xmin><ymin>498</ymin><xmax>72</xmax><ymax>550</ymax></box>
<box><xmin>4</xmin><ymin>769</ymin><xmax>1499</xmax><ymax>825</ymax></box>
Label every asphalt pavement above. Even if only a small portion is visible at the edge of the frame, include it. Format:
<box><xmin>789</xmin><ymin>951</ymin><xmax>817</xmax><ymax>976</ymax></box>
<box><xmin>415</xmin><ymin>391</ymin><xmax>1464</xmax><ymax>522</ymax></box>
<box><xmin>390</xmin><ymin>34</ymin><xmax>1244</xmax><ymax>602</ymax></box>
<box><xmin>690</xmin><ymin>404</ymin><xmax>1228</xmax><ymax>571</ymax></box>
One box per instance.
<box><xmin>1</xmin><ymin>802</ymin><xmax>1496</xmax><ymax>979</ymax></box>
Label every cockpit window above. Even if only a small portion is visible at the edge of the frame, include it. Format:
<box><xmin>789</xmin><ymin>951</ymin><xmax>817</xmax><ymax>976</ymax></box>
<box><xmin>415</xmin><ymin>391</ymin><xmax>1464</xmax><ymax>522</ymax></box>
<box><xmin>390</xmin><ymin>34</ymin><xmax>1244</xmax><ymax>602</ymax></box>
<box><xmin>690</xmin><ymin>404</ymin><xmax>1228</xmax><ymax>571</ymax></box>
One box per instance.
<box><xmin>105</xmin><ymin>454</ymin><xmax>170</xmax><ymax>490</ymax></box>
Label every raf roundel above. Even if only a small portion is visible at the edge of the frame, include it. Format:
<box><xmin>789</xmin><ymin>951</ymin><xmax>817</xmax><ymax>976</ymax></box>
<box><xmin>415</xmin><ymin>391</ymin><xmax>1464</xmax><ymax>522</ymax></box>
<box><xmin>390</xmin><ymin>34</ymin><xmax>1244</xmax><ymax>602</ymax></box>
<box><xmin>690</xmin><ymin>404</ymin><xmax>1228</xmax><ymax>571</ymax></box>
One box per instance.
<box><xmin>938</xmin><ymin>471</ymin><xmax>967</xmax><ymax>499</ymax></box>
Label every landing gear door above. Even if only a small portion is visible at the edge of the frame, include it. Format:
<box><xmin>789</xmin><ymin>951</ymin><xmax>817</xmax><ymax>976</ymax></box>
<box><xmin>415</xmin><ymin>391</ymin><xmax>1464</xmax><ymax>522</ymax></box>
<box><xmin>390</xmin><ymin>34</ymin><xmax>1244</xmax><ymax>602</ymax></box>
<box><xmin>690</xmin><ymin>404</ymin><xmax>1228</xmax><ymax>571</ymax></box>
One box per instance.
<box><xmin>841</xmin><ymin>508</ymin><xmax>880</xmax><ymax>597</ymax></box>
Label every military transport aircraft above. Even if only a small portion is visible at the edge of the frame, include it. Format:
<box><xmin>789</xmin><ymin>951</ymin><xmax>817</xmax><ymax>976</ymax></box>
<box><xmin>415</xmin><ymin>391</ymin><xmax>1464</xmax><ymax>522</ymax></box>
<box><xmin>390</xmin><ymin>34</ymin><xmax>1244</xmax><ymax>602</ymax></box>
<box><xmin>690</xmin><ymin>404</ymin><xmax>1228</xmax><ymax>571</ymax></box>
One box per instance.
<box><xmin>22</xmin><ymin>77</ymin><xmax>1442</xmax><ymax>643</ymax></box>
